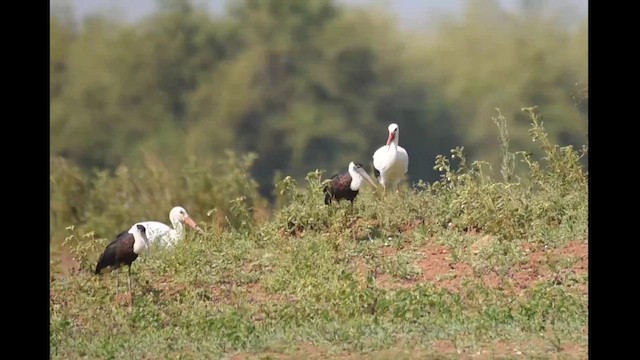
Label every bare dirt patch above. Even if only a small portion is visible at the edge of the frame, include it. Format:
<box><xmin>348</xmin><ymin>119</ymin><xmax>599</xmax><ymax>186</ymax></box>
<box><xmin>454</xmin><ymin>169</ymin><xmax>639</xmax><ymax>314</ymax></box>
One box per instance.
<box><xmin>412</xmin><ymin>243</ymin><xmax>475</xmax><ymax>292</ymax></box>
<box><xmin>473</xmin><ymin>338</ymin><xmax>587</xmax><ymax>360</ymax></box>
<box><xmin>244</xmin><ymin>282</ymin><xmax>294</xmax><ymax>304</ymax></box>
<box><xmin>349</xmin><ymin>217</ymin><xmax>383</xmax><ymax>241</ymax></box>
<box><xmin>228</xmin><ymin>342</ymin><xmax>352</xmax><ymax>360</ymax></box>
<box><xmin>380</xmin><ymin>246</ymin><xmax>397</xmax><ymax>257</ymax></box>
<box><xmin>152</xmin><ymin>277</ymin><xmax>189</xmax><ymax>301</ymax></box>
<box><xmin>351</xmin><ymin>240</ymin><xmax>476</xmax><ymax>292</ymax></box>
<box><xmin>398</xmin><ymin>219</ymin><xmax>426</xmax><ymax>235</ymax></box>
<box><xmin>431</xmin><ymin>339</ymin><xmax>457</xmax><ymax>355</ymax></box>
<box><xmin>508</xmin><ymin>239</ymin><xmax>587</xmax><ymax>295</ymax></box>
<box><xmin>361</xmin><ymin>238</ymin><xmax>588</xmax><ymax>295</ymax></box>
<box><xmin>207</xmin><ymin>280</ymin><xmax>297</xmax><ymax>311</ymax></box>
<box><xmin>369</xmin><ymin>241</ymin><xmax>476</xmax><ymax>292</ymax></box>
<box><xmin>51</xmin><ymin>246</ymin><xmax>81</xmax><ymax>278</ymax></box>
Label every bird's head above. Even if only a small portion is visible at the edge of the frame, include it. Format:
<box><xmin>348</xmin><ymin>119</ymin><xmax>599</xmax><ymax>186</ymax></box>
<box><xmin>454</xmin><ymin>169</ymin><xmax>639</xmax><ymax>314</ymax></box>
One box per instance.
<box><xmin>386</xmin><ymin>123</ymin><xmax>399</xmax><ymax>146</ymax></box>
<box><xmin>348</xmin><ymin>161</ymin><xmax>377</xmax><ymax>188</ymax></box>
<box><xmin>136</xmin><ymin>224</ymin><xmax>150</xmax><ymax>247</ymax></box>
<box><xmin>169</xmin><ymin>206</ymin><xmax>204</xmax><ymax>234</ymax></box>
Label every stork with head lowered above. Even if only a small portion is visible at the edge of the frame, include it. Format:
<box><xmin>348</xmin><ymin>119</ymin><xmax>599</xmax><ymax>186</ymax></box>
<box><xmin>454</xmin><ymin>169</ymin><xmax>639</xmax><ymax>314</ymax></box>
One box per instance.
<box><xmin>323</xmin><ymin>161</ymin><xmax>377</xmax><ymax>214</ymax></box>
<box><xmin>133</xmin><ymin>206</ymin><xmax>204</xmax><ymax>248</ymax></box>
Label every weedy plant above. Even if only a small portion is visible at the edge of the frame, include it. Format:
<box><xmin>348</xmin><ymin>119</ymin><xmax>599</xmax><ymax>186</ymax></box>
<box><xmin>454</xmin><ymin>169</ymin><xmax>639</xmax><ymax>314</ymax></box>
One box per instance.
<box><xmin>269</xmin><ymin>169</ymin><xmax>348</xmax><ymax>236</ymax></box>
<box><xmin>60</xmin><ymin>225</ymin><xmax>108</xmax><ymax>274</ymax></box>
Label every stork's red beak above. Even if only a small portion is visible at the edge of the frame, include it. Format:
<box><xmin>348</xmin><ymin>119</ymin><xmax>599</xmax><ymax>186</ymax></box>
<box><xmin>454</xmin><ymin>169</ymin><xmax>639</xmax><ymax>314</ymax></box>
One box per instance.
<box><xmin>386</xmin><ymin>132</ymin><xmax>395</xmax><ymax>146</ymax></box>
<box><xmin>184</xmin><ymin>216</ymin><xmax>204</xmax><ymax>234</ymax></box>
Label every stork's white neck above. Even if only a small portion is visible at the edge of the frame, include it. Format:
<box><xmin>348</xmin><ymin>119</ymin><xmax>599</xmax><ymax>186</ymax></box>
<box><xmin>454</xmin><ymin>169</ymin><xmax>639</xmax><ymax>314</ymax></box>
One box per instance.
<box><xmin>171</xmin><ymin>219</ymin><xmax>186</xmax><ymax>239</ymax></box>
<box><xmin>348</xmin><ymin>168</ymin><xmax>363</xmax><ymax>191</ymax></box>
<box><xmin>132</xmin><ymin>230</ymin><xmax>149</xmax><ymax>254</ymax></box>
<box><xmin>386</xmin><ymin>137</ymin><xmax>399</xmax><ymax>156</ymax></box>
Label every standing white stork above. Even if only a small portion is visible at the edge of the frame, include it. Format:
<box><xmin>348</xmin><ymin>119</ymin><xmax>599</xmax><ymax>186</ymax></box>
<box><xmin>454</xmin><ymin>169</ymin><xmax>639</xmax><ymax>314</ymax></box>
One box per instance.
<box><xmin>372</xmin><ymin>123</ymin><xmax>409</xmax><ymax>192</ymax></box>
<box><xmin>133</xmin><ymin>206</ymin><xmax>204</xmax><ymax>248</ymax></box>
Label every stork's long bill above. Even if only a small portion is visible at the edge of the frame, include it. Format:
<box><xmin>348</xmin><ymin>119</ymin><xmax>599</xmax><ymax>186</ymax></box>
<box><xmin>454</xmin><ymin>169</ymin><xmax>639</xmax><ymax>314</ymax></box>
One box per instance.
<box><xmin>357</xmin><ymin>167</ymin><xmax>377</xmax><ymax>188</ymax></box>
<box><xmin>386</xmin><ymin>132</ymin><xmax>396</xmax><ymax>146</ymax></box>
<box><xmin>184</xmin><ymin>216</ymin><xmax>205</xmax><ymax>234</ymax></box>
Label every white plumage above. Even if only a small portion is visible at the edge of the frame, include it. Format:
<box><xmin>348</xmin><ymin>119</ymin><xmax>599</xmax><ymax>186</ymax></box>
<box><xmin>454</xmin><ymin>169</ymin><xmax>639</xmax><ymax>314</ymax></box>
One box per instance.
<box><xmin>131</xmin><ymin>206</ymin><xmax>203</xmax><ymax>248</ymax></box>
<box><xmin>372</xmin><ymin>123</ymin><xmax>409</xmax><ymax>192</ymax></box>
<box><xmin>130</xmin><ymin>224</ymin><xmax>150</xmax><ymax>254</ymax></box>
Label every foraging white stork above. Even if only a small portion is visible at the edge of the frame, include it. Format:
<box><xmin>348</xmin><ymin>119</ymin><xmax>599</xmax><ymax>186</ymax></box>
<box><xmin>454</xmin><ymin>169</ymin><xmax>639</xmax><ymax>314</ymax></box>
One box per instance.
<box><xmin>133</xmin><ymin>206</ymin><xmax>204</xmax><ymax>248</ymax></box>
<box><xmin>372</xmin><ymin>123</ymin><xmax>409</xmax><ymax>192</ymax></box>
<box><xmin>95</xmin><ymin>224</ymin><xmax>150</xmax><ymax>296</ymax></box>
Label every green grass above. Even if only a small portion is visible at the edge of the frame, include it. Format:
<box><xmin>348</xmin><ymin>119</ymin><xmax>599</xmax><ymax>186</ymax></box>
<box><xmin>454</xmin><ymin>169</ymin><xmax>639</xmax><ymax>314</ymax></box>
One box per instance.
<box><xmin>50</xmin><ymin>107</ymin><xmax>588</xmax><ymax>359</ymax></box>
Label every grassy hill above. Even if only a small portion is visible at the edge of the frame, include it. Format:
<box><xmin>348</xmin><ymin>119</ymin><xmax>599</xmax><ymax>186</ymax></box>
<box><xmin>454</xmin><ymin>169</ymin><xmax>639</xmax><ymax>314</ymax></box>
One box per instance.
<box><xmin>50</xmin><ymin>108</ymin><xmax>588</xmax><ymax>359</ymax></box>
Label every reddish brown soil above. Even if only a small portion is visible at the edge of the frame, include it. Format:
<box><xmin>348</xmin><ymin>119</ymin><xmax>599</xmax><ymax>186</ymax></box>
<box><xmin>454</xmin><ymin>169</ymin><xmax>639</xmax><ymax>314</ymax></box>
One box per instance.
<box><xmin>362</xmin><ymin>237</ymin><xmax>587</xmax><ymax>297</ymax></box>
<box><xmin>152</xmin><ymin>277</ymin><xmax>189</xmax><ymax>301</ymax></box>
<box><xmin>509</xmin><ymin>239</ymin><xmax>588</xmax><ymax>295</ymax></box>
<box><xmin>413</xmin><ymin>243</ymin><xmax>475</xmax><ymax>292</ymax></box>
<box><xmin>51</xmin><ymin>247</ymin><xmax>81</xmax><ymax>278</ymax></box>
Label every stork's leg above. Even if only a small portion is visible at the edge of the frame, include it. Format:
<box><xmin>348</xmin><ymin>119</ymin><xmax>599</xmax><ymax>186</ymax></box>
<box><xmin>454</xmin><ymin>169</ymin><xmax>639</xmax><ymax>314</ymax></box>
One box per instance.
<box><xmin>127</xmin><ymin>265</ymin><xmax>132</xmax><ymax>294</ymax></box>
<box><xmin>381</xmin><ymin>180</ymin><xmax>388</xmax><ymax>195</ymax></box>
<box><xmin>350</xmin><ymin>203</ymin><xmax>357</xmax><ymax>240</ymax></box>
<box><xmin>115</xmin><ymin>267</ymin><xmax>120</xmax><ymax>296</ymax></box>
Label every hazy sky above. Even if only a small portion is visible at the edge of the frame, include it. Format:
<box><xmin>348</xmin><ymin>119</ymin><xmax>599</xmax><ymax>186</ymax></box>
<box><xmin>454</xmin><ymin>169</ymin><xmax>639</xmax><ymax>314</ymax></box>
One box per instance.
<box><xmin>63</xmin><ymin>0</ymin><xmax>587</xmax><ymax>30</ymax></box>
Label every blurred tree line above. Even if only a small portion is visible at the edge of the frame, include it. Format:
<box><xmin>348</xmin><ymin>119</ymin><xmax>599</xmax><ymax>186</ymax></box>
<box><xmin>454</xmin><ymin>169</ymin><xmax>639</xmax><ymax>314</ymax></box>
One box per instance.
<box><xmin>50</xmin><ymin>0</ymin><xmax>588</xmax><ymax>201</ymax></box>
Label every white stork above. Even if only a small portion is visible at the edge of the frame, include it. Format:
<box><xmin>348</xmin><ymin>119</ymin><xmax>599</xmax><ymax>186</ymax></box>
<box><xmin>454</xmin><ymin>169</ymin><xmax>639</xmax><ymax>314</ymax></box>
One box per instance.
<box><xmin>372</xmin><ymin>123</ymin><xmax>409</xmax><ymax>192</ymax></box>
<box><xmin>132</xmin><ymin>206</ymin><xmax>204</xmax><ymax>248</ymax></box>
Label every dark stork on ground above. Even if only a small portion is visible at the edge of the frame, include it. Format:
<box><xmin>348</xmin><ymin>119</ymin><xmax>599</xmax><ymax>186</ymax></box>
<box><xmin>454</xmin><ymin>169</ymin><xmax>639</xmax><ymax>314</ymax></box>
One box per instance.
<box><xmin>95</xmin><ymin>224</ymin><xmax>150</xmax><ymax>296</ymax></box>
<box><xmin>324</xmin><ymin>161</ymin><xmax>377</xmax><ymax>213</ymax></box>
